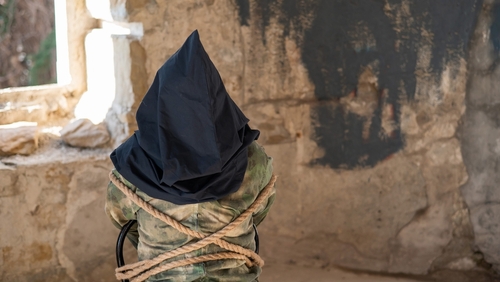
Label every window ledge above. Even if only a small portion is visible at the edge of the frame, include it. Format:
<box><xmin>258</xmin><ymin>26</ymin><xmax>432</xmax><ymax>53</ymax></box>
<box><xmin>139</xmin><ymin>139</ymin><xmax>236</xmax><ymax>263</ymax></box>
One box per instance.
<box><xmin>0</xmin><ymin>84</ymin><xmax>73</xmax><ymax>126</ymax></box>
<box><xmin>0</xmin><ymin>136</ymin><xmax>111</xmax><ymax>169</ymax></box>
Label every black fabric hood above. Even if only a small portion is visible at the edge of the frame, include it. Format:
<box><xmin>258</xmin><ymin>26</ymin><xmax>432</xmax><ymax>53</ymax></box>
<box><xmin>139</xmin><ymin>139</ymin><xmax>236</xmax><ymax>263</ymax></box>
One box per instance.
<box><xmin>110</xmin><ymin>30</ymin><xmax>260</xmax><ymax>204</ymax></box>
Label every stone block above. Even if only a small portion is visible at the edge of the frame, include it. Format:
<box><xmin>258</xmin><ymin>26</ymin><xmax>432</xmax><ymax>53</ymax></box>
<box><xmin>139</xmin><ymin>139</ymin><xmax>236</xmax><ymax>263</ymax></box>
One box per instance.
<box><xmin>425</xmin><ymin>139</ymin><xmax>463</xmax><ymax>167</ymax></box>
<box><xmin>0</xmin><ymin>171</ymin><xmax>19</xmax><ymax>197</ymax></box>
<box><xmin>470</xmin><ymin>204</ymin><xmax>500</xmax><ymax>270</ymax></box>
<box><xmin>60</xmin><ymin>119</ymin><xmax>110</xmax><ymax>148</ymax></box>
<box><xmin>0</xmin><ymin>122</ymin><xmax>39</xmax><ymax>156</ymax></box>
<box><xmin>388</xmin><ymin>202</ymin><xmax>454</xmax><ymax>274</ymax></box>
<box><xmin>0</xmin><ymin>155</ymin><xmax>116</xmax><ymax>281</ymax></box>
<box><xmin>467</xmin><ymin>66</ymin><xmax>500</xmax><ymax>107</ymax></box>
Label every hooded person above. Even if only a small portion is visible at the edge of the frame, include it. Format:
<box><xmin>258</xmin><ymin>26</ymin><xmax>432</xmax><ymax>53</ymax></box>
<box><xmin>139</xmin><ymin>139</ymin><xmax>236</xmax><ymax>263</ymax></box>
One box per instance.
<box><xmin>105</xmin><ymin>30</ymin><xmax>276</xmax><ymax>282</ymax></box>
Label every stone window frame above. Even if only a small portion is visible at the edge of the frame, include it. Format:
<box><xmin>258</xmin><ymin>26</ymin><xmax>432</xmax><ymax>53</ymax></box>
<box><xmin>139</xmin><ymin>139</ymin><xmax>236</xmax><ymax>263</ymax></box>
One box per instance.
<box><xmin>0</xmin><ymin>0</ymin><xmax>142</xmax><ymax>146</ymax></box>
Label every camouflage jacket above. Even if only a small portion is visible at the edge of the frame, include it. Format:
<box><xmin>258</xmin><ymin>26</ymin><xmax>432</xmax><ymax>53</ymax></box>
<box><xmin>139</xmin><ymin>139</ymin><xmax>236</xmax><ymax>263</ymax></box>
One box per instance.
<box><xmin>105</xmin><ymin>141</ymin><xmax>275</xmax><ymax>282</ymax></box>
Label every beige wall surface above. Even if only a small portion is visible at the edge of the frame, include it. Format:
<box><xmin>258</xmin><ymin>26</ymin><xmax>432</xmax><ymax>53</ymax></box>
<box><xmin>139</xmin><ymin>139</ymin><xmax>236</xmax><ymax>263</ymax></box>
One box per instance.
<box><xmin>125</xmin><ymin>0</ymin><xmax>474</xmax><ymax>274</ymax></box>
<box><xmin>1</xmin><ymin>0</ymin><xmax>499</xmax><ymax>281</ymax></box>
<box><xmin>0</xmin><ymin>149</ymin><xmax>117</xmax><ymax>281</ymax></box>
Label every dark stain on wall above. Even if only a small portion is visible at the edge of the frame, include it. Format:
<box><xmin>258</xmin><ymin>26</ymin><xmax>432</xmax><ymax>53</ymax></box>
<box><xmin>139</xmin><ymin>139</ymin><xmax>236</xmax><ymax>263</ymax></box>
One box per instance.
<box><xmin>236</xmin><ymin>0</ymin><xmax>482</xmax><ymax>169</ymax></box>
<box><xmin>303</xmin><ymin>1</ymin><xmax>414</xmax><ymax>101</ymax></box>
<box><xmin>313</xmin><ymin>104</ymin><xmax>404</xmax><ymax>168</ymax></box>
<box><xmin>235</xmin><ymin>0</ymin><xmax>250</xmax><ymax>26</ymax></box>
<box><xmin>491</xmin><ymin>3</ymin><xmax>500</xmax><ymax>52</ymax></box>
<box><xmin>249</xmin><ymin>0</ymin><xmax>318</xmax><ymax>45</ymax></box>
<box><xmin>425</xmin><ymin>1</ymin><xmax>482</xmax><ymax>76</ymax></box>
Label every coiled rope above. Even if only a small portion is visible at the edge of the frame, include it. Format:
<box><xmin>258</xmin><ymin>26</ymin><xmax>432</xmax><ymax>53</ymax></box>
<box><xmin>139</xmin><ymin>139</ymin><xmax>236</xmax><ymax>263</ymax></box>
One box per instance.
<box><xmin>109</xmin><ymin>172</ymin><xmax>277</xmax><ymax>282</ymax></box>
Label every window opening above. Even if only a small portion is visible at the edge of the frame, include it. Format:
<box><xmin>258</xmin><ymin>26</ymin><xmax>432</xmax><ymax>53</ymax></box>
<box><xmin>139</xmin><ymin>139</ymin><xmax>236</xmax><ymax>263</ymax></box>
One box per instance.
<box><xmin>0</xmin><ymin>0</ymin><xmax>58</xmax><ymax>88</ymax></box>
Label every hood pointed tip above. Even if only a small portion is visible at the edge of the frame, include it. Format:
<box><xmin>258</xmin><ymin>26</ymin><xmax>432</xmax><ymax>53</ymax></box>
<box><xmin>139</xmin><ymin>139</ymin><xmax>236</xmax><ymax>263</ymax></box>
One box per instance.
<box><xmin>189</xmin><ymin>29</ymin><xmax>200</xmax><ymax>42</ymax></box>
<box><xmin>183</xmin><ymin>30</ymin><xmax>204</xmax><ymax>54</ymax></box>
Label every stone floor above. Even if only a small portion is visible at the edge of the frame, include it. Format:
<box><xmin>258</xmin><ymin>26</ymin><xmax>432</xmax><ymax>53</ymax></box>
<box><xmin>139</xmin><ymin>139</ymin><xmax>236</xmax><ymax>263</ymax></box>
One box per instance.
<box><xmin>260</xmin><ymin>264</ymin><xmax>423</xmax><ymax>282</ymax></box>
<box><xmin>259</xmin><ymin>263</ymin><xmax>500</xmax><ymax>282</ymax></box>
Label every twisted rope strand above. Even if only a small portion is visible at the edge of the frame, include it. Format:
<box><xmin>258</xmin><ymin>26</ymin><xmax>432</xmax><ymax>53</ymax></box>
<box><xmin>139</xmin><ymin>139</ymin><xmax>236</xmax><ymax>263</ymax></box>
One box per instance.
<box><xmin>128</xmin><ymin>253</ymin><xmax>250</xmax><ymax>282</ymax></box>
<box><xmin>109</xmin><ymin>172</ymin><xmax>277</xmax><ymax>282</ymax></box>
<box><xmin>115</xmin><ymin>226</ymin><xmax>253</xmax><ymax>278</ymax></box>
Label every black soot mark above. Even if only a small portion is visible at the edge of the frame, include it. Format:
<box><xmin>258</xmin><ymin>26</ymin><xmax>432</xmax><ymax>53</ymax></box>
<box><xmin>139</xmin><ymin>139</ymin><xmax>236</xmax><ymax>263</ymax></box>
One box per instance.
<box><xmin>235</xmin><ymin>0</ymin><xmax>482</xmax><ymax>169</ymax></box>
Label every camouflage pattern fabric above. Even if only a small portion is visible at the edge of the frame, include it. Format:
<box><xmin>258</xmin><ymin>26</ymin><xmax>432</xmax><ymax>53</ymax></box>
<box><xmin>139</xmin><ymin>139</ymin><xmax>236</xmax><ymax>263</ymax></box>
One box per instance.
<box><xmin>105</xmin><ymin>141</ymin><xmax>275</xmax><ymax>282</ymax></box>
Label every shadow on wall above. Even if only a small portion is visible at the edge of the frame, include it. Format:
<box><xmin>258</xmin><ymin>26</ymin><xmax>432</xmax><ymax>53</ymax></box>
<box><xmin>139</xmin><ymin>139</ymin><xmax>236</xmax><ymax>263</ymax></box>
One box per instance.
<box><xmin>236</xmin><ymin>0</ymin><xmax>482</xmax><ymax>169</ymax></box>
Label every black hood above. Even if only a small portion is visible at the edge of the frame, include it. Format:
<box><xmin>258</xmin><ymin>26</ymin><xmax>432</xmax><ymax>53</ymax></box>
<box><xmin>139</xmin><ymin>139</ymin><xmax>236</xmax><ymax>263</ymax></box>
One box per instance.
<box><xmin>110</xmin><ymin>30</ymin><xmax>259</xmax><ymax>204</ymax></box>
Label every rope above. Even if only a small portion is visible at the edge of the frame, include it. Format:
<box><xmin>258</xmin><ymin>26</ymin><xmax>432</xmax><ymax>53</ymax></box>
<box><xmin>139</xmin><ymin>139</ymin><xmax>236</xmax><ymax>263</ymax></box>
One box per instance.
<box><xmin>131</xmin><ymin>252</ymin><xmax>249</xmax><ymax>282</ymax></box>
<box><xmin>109</xmin><ymin>172</ymin><xmax>277</xmax><ymax>282</ymax></box>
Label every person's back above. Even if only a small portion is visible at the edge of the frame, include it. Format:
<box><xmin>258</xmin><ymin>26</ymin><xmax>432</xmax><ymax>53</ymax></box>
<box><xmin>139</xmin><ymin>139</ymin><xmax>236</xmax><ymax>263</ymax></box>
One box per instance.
<box><xmin>105</xmin><ymin>31</ymin><xmax>276</xmax><ymax>282</ymax></box>
<box><xmin>107</xmin><ymin>141</ymin><xmax>274</xmax><ymax>281</ymax></box>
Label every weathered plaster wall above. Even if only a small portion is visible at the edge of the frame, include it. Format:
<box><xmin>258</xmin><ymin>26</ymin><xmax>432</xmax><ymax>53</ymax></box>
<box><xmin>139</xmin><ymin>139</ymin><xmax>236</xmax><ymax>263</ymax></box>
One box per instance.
<box><xmin>0</xmin><ymin>148</ymin><xmax>124</xmax><ymax>281</ymax></box>
<box><xmin>2</xmin><ymin>0</ymin><xmax>500</xmax><ymax>281</ymax></box>
<box><xmin>461</xmin><ymin>0</ymin><xmax>500</xmax><ymax>273</ymax></box>
<box><xmin>124</xmin><ymin>0</ymin><xmax>487</xmax><ymax>276</ymax></box>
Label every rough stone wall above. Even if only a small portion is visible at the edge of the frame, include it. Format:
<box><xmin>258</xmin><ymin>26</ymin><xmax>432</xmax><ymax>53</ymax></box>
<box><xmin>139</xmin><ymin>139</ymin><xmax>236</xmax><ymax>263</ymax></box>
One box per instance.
<box><xmin>125</xmin><ymin>0</ymin><xmax>486</xmax><ymax>275</ymax></box>
<box><xmin>461</xmin><ymin>0</ymin><xmax>500</xmax><ymax>273</ymax></box>
<box><xmin>0</xmin><ymin>148</ymin><xmax>126</xmax><ymax>281</ymax></box>
<box><xmin>2</xmin><ymin>0</ymin><xmax>499</xmax><ymax>280</ymax></box>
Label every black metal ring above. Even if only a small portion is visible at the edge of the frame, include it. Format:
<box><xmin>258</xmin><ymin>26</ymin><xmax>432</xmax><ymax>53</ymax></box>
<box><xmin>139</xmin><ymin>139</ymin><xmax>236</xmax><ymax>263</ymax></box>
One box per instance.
<box><xmin>116</xmin><ymin>220</ymin><xmax>137</xmax><ymax>282</ymax></box>
<box><xmin>253</xmin><ymin>224</ymin><xmax>259</xmax><ymax>254</ymax></box>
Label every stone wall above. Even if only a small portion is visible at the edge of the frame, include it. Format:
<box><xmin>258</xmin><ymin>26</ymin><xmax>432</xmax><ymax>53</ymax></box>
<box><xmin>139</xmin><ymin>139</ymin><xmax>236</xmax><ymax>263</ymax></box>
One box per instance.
<box><xmin>461</xmin><ymin>0</ymin><xmax>500</xmax><ymax>274</ymax></box>
<box><xmin>1</xmin><ymin>0</ymin><xmax>500</xmax><ymax>280</ymax></box>
<box><xmin>126</xmin><ymin>0</ymin><xmax>487</xmax><ymax>275</ymax></box>
<box><xmin>0</xmin><ymin>148</ymin><xmax>121</xmax><ymax>281</ymax></box>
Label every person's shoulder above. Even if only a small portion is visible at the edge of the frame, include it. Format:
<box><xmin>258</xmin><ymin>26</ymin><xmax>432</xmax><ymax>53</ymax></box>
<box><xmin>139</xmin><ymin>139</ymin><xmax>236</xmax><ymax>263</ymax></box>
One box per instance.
<box><xmin>243</xmin><ymin>141</ymin><xmax>273</xmax><ymax>191</ymax></box>
<box><xmin>110</xmin><ymin>169</ymin><xmax>154</xmax><ymax>201</ymax></box>
<box><xmin>111</xmin><ymin>169</ymin><xmax>136</xmax><ymax>189</ymax></box>
<box><xmin>247</xmin><ymin>141</ymin><xmax>272</xmax><ymax>170</ymax></box>
<box><xmin>215</xmin><ymin>141</ymin><xmax>273</xmax><ymax>210</ymax></box>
